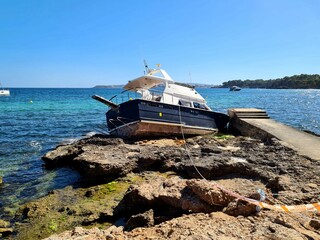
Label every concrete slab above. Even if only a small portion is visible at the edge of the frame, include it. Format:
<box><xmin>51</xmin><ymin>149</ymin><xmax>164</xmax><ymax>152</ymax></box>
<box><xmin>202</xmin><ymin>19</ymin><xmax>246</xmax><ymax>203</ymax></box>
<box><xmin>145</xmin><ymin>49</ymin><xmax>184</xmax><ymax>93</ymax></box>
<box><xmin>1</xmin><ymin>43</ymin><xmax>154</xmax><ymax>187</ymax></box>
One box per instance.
<box><xmin>229</xmin><ymin>108</ymin><xmax>320</xmax><ymax>161</ymax></box>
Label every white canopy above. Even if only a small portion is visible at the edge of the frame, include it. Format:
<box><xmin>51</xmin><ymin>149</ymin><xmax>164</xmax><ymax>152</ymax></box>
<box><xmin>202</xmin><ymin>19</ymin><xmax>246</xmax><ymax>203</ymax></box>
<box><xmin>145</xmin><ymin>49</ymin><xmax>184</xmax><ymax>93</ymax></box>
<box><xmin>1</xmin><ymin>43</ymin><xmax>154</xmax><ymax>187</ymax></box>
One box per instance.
<box><xmin>124</xmin><ymin>68</ymin><xmax>174</xmax><ymax>91</ymax></box>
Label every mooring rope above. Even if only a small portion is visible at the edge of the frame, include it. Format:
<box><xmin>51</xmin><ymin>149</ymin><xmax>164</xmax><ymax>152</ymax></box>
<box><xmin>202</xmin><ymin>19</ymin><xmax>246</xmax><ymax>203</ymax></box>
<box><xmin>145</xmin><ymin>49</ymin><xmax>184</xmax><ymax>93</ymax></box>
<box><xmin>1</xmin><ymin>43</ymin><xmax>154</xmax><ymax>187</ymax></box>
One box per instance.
<box><xmin>177</xmin><ymin>106</ymin><xmax>320</xmax><ymax>214</ymax></box>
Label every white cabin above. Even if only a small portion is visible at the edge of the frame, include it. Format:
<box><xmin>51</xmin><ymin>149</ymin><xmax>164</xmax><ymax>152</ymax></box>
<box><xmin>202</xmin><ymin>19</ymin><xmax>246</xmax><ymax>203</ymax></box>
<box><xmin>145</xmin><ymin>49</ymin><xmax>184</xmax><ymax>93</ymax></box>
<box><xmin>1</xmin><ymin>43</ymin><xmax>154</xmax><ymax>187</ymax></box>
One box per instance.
<box><xmin>0</xmin><ymin>82</ymin><xmax>10</xmax><ymax>96</ymax></box>
<box><xmin>123</xmin><ymin>67</ymin><xmax>210</xmax><ymax>110</ymax></box>
<box><xmin>0</xmin><ymin>90</ymin><xmax>10</xmax><ymax>96</ymax></box>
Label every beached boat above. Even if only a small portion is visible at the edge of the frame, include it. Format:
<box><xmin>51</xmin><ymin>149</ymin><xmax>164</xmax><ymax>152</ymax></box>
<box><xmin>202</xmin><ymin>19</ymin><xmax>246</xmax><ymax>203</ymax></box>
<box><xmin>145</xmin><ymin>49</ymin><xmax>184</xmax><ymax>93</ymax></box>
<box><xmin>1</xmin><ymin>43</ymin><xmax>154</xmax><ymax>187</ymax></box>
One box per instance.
<box><xmin>93</xmin><ymin>64</ymin><xmax>229</xmax><ymax>138</ymax></box>
<box><xmin>0</xmin><ymin>82</ymin><xmax>10</xmax><ymax>96</ymax></box>
<box><xmin>230</xmin><ymin>86</ymin><xmax>241</xmax><ymax>91</ymax></box>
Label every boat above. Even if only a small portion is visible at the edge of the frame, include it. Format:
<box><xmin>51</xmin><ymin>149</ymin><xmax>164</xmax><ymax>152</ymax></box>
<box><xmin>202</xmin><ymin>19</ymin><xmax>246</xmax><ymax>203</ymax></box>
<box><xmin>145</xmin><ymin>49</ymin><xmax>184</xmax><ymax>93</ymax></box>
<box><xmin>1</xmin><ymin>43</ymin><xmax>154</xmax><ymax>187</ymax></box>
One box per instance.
<box><xmin>229</xmin><ymin>86</ymin><xmax>241</xmax><ymax>91</ymax></box>
<box><xmin>0</xmin><ymin>82</ymin><xmax>10</xmax><ymax>96</ymax></box>
<box><xmin>93</xmin><ymin>64</ymin><xmax>230</xmax><ymax>138</ymax></box>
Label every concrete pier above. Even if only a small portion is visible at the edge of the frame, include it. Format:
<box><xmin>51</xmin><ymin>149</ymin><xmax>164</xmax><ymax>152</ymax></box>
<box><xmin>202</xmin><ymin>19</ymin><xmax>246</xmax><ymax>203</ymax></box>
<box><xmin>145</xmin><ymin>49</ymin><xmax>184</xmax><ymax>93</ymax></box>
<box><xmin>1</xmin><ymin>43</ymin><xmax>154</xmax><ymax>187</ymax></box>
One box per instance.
<box><xmin>228</xmin><ymin>108</ymin><xmax>320</xmax><ymax>161</ymax></box>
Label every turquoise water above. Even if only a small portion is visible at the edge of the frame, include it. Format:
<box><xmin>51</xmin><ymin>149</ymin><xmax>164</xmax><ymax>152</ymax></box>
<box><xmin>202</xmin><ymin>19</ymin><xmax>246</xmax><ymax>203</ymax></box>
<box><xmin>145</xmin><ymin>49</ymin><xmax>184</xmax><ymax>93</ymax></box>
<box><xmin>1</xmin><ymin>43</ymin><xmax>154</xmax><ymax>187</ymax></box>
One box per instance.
<box><xmin>0</xmin><ymin>88</ymin><xmax>319</xmax><ymax>218</ymax></box>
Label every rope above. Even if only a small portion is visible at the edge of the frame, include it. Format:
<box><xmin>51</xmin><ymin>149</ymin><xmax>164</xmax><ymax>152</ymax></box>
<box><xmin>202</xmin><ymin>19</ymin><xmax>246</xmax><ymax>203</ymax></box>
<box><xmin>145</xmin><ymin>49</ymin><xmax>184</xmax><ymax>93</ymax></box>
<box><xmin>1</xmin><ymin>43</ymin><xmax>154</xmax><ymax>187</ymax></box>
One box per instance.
<box><xmin>178</xmin><ymin>105</ymin><xmax>207</xmax><ymax>180</ymax></box>
<box><xmin>177</xmin><ymin>106</ymin><xmax>320</xmax><ymax>213</ymax></box>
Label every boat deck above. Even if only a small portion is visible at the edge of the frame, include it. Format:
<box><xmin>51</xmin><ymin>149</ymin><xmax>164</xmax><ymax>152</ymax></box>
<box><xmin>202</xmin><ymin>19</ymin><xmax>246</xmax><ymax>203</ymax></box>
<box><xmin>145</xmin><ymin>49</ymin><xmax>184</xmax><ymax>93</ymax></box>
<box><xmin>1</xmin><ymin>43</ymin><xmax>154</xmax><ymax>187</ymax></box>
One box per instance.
<box><xmin>228</xmin><ymin>108</ymin><xmax>320</xmax><ymax>161</ymax></box>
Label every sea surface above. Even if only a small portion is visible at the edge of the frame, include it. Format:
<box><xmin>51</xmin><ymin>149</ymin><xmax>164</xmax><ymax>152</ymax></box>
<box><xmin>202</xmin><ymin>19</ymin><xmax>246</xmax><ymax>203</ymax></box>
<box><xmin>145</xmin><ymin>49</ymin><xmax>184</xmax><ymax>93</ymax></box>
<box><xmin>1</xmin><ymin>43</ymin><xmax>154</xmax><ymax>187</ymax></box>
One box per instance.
<box><xmin>0</xmin><ymin>88</ymin><xmax>319</xmax><ymax>219</ymax></box>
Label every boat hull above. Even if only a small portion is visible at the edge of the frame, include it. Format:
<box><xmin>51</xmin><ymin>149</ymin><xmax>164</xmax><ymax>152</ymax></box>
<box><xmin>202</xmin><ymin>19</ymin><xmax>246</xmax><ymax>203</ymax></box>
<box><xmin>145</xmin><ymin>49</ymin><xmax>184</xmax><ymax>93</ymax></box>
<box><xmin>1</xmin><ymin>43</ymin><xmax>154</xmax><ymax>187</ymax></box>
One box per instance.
<box><xmin>106</xmin><ymin>99</ymin><xmax>229</xmax><ymax>138</ymax></box>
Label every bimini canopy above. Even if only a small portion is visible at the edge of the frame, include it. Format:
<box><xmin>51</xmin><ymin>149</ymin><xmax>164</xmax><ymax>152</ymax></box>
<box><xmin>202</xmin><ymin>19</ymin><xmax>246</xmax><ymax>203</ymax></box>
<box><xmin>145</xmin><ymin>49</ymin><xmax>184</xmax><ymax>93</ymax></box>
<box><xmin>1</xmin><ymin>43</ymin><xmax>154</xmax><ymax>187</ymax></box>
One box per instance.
<box><xmin>124</xmin><ymin>68</ymin><xmax>174</xmax><ymax>91</ymax></box>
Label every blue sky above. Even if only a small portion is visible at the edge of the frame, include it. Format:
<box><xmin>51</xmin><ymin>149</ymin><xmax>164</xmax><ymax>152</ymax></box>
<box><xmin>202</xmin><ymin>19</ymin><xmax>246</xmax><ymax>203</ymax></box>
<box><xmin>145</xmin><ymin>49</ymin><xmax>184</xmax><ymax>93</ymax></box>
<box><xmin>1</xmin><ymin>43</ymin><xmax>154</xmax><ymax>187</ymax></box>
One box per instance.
<box><xmin>0</xmin><ymin>0</ymin><xmax>320</xmax><ymax>87</ymax></box>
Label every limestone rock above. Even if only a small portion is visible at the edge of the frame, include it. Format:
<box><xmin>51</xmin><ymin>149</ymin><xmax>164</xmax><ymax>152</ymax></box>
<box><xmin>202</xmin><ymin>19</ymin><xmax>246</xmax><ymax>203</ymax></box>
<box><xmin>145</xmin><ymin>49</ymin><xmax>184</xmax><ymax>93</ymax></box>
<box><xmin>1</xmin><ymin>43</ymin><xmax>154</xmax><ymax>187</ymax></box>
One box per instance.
<box><xmin>36</xmin><ymin>134</ymin><xmax>320</xmax><ymax>240</ymax></box>
<box><xmin>0</xmin><ymin>219</ymin><xmax>10</xmax><ymax>228</ymax></box>
<box><xmin>309</xmin><ymin>219</ymin><xmax>320</xmax><ymax>230</ymax></box>
<box><xmin>114</xmin><ymin>177</ymin><xmax>215</xmax><ymax>218</ymax></box>
<box><xmin>125</xmin><ymin>209</ymin><xmax>154</xmax><ymax>230</ymax></box>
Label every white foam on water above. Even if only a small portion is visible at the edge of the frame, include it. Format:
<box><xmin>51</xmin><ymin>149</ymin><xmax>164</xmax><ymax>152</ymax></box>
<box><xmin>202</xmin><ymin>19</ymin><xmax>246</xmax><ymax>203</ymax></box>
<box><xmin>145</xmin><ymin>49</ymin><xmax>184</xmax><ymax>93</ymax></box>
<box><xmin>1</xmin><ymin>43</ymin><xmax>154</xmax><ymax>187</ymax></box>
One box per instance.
<box><xmin>29</xmin><ymin>140</ymin><xmax>42</xmax><ymax>150</ymax></box>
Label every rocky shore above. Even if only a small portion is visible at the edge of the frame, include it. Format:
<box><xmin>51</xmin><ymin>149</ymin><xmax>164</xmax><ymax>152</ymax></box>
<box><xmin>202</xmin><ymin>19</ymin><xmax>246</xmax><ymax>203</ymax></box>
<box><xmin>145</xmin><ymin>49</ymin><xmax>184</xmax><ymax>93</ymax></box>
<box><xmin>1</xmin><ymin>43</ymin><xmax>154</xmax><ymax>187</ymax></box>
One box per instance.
<box><xmin>8</xmin><ymin>133</ymin><xmax>320</xmax><ymax>239</ymax></box>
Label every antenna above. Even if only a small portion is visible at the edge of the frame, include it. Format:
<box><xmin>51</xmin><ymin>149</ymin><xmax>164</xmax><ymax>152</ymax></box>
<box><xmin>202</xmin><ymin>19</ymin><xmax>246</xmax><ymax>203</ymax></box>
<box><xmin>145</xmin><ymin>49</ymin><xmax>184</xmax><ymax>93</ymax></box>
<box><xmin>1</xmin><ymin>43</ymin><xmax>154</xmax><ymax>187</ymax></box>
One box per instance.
<box><xmin>143</xmin><ymin>60</ymin><xmax>149</xmax><ymax>73</ymax></box>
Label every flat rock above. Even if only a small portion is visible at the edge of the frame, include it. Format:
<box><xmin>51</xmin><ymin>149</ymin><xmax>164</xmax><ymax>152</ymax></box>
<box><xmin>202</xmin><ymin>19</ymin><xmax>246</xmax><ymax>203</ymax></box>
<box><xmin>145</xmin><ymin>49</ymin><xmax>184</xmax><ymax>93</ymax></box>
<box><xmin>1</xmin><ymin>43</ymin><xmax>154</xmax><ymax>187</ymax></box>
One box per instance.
<box><xmin>45</xmin><ymin>211</ymin><xmax>320</xmax><ymax>240</ymax></box>
<box><xmin>41</xmin><ymin>134</ymin><xmax>320</xmax><ymax>204</ymax></box>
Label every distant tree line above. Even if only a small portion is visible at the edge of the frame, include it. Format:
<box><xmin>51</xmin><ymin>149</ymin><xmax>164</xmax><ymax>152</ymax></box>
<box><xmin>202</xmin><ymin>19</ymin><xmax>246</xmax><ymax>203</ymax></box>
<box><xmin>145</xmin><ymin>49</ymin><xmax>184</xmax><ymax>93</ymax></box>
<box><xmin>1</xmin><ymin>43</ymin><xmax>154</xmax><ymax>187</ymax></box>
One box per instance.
<box><xmin>221</xmin><ymin>74</ymin><xmax>320</xmax><ymax>89</ymax></box>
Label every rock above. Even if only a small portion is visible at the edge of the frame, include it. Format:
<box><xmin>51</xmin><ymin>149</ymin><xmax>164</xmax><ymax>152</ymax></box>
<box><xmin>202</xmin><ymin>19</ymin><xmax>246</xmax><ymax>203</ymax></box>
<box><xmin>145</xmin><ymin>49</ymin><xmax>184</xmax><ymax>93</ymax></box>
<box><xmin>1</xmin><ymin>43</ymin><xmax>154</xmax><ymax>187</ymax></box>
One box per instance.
<box><xmin>223</xmin><ymin>200</ymin><xmax>258</xmax><ymax>217</ymax></box>
<box><xmin>0</xmin><ymin>227</ymin><xmax>13</xmax><ymax>236</ymax></box>
<box><xmin>45</xmin><ymin>226</ymin><xmax>109</xmax><ymax>240</ymax></box>
<box><xmin>35</xmin><ymin>133</ymin><xmax>320</xmax><ymax>240</ymax></box>
<box><xmin>200</xmin><ymin>144</ymin><xmax>222</xmax><ymax>155</ymax></box>
<box><xmin>42</xmin><ymin>211</ymin><xmax>319</xmax><ymax>240</ymax></box>
<box><xmin>157</xmin><ymin>177</ymin><xmax>215</xmax><ymax>213</ymax></box>
<box><xmin>268</xmin><ymin>175</ymin><xmax>292</xmax><ymax>192</ymax></box>
<box><xmin>0</xmin><ymin>219</ymin><xmax>10</xmax><ymax>228</ymax></box>
<box><xmin>125</xmin><ymin>209</ymin><xmax>154</xmax><ymax>230</ymax></box>
<box><xmin>186</xmin><ymin>178</ymin><xmax>268</xmax><ymax>217</ymax></box>
<box><xmin>0</xmin><ymin>176</ymin><xmax>2</xmax><ymax>185</ymax></box>
<box><xmin>186</xmin><ymin>179</ymin><xmax>235</xmax><ymax>206</ymax></box>
<box><xmin>309</xmin><ymin>219</ymin><xmax>320</xmax><ymax>230</ymax></box>
<box><xmin>42</xmin><ymin>144</ymin><xmax>83</xmax><ymax>168</ymax></box>
<box><xmin>115</xmin><ymin>176</ymin><xmax>263</xmax><ymax>221</ymax></box>
<box><xmin>84</xmin><ymin>189</ymin><xmax>95</xmax><ymax>197</ymax></box>
<box><xmin>41</xmin><ymin>134</ymin><xmax>320</xmax><ymax>206</ymax></box>
<box><xmin>114</xmin><ymin>177</ymin><xmax>215</xmax><ymax>218</ymax></box>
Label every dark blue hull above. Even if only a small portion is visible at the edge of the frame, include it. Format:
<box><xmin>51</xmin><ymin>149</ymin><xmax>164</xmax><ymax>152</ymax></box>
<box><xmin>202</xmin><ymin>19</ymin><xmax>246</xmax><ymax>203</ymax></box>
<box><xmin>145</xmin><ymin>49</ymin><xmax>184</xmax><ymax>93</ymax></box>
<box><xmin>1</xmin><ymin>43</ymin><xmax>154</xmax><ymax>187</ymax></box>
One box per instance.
<box><xmin>106</xmin><ymin>99</ymin><xmax>229</xmax><ymax>138</ymax></box>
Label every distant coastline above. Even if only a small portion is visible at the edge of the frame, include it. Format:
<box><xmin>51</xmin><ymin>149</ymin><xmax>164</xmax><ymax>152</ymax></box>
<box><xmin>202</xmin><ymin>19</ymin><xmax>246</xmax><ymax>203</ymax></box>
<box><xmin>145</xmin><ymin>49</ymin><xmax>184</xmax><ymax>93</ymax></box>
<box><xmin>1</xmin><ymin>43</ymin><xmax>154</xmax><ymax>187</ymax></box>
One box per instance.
<box><xmin>94</xmin><ymin>74</ymin><xmax>320</xmax><ymax>89</ymax></box>
<box><xmin>93</xmin><ymin>85</ymin><xmax>124</xmax><ymax>88</ymax></box>
<box><xmin>93</xmin><ymin>84</ymin><xmax>221</xmax><ymax>89</ymax></box>
<box><xmin>219</xmin><ymin>74</ymin><xmax>320</xmax><ymax>89</ymax></box>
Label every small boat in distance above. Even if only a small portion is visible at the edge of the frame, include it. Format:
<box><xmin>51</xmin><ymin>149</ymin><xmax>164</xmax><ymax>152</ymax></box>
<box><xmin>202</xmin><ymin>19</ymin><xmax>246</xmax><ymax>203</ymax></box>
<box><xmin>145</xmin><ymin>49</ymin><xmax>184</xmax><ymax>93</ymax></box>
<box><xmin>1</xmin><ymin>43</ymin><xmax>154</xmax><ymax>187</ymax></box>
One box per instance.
<box><xmin>93</xmin><ymin>63</ymin><xmax>230</xmax><ymax>139</ymax></box>
<box><xmin>0</xmin><ymin>82</ymin><xmax>10</xmax><ymax>96</ymax></box>
<box><xmin>230</xmin><ymin>86</ymin><xmax>241</xmax><ymax>91</ymax></box>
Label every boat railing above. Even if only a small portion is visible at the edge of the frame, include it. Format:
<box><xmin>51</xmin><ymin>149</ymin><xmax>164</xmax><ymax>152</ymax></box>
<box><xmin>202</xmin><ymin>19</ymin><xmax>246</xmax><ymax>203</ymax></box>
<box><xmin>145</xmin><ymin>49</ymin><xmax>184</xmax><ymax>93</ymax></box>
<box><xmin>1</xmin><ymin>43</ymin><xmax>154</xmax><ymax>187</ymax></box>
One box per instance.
<box><xmin>111</xmin><ymin>92</ymin><xmax>141</xmax><ymax>104</ymax></box>
<box><xmin>149</xmin><ymin>89</ymin><xmax>163</xmax><ymax>101</ymax></box>
<box><xmin>110</xmin><ymin>89</ymin><xmax>164</xmax><ymax>104</ymax></box>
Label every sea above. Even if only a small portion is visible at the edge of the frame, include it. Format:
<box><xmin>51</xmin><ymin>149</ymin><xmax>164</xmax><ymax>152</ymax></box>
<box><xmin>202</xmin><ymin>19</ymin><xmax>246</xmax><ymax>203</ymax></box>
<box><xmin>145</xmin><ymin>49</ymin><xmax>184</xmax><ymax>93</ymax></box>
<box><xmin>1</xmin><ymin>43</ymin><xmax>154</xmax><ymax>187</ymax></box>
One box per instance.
<box><xmin>0</xmin><ymin>88</ymin><xmax>319</xmax><ymax>219</ymax></box>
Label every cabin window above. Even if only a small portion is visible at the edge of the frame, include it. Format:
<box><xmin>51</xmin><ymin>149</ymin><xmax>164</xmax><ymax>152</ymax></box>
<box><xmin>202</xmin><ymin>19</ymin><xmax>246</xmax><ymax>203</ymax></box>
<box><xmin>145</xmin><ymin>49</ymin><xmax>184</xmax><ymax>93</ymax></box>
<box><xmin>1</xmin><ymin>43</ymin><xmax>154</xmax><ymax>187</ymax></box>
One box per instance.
<box><xmin>193</xmin><ymin>102</ymin><xmax>208</xmax><ymax>110</ymax></box>
<box><xmin>178</xmin><ymin>100</ymin><xmax>192</xmax><ymax>107</ymax></box>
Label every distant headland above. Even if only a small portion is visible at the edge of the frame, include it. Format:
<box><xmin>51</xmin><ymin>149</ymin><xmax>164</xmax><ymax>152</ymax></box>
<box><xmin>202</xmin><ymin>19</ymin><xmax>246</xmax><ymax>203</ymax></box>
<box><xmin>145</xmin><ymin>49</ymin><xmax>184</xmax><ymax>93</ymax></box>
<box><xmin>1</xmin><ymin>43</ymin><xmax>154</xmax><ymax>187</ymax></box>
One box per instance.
<box><xmin>218</xmin><ymin>74</ymin><xmax>320</xmax><ymax>89</ymax></box>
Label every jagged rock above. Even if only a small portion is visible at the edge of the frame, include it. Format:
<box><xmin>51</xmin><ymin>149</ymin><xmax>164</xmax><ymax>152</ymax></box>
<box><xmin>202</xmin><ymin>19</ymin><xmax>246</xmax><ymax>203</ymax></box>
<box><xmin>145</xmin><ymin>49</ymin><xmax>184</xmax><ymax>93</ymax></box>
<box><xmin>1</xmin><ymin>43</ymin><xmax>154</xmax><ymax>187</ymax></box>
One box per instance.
<box><xmin>115</xmin><ymin>176</ymin><xmax>265</xmax><ymax>221</ymax></box>
<box><xmin>0</xmin><ymin>227</ymin><xmax>13</xmax><ymax>236</ymax></box>
<box><xmin>158</xmin><ymin>177</ymin><xmax>215</xmax><ymax>213</ymax></box>
<box><xmin>114</xmin><ymin>177</ymin><xmax>215</xmax><ymax>218</ymax></box>
<box><xmin>125</xmin><ymin>209</ymin><xmax>154</xmax><ymax>230</ymax></box>
<box><xmin>186</xmin><ymin>178</ymin><xmax>268</xmax><ymax>216</ymax></box>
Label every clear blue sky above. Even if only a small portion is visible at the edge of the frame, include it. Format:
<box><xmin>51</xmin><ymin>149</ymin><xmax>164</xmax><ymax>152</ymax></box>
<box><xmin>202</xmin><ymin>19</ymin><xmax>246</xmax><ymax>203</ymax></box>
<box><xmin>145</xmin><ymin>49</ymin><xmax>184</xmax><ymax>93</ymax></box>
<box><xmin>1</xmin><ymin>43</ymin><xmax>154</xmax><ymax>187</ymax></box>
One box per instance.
<box><xmin>1</xmin><ymin>0</ymin><xmax>320</xmax><ymax>87</ymax></box>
